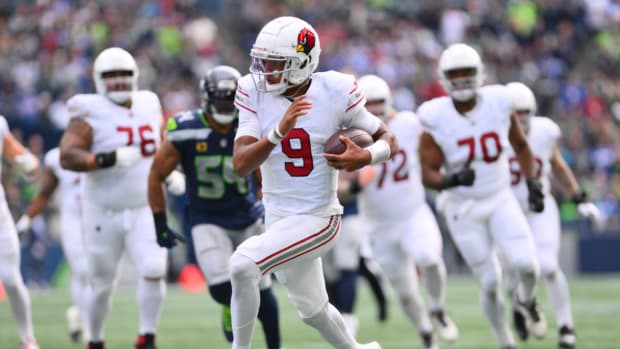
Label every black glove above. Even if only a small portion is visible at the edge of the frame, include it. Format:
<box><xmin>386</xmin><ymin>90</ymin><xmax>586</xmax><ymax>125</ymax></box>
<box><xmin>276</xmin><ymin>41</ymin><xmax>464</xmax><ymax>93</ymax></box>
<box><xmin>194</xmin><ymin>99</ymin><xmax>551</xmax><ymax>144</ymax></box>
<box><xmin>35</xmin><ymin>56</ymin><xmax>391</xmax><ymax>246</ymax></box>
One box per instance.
<box><xmin>526</xmin><ymin>179</ymin><xmax>545</xmax><ymax>212</ymax></box>
<box><xmin>571</xmin><ymin>191</ymin><xmax>587</xmax><ymax>204</ymax></box>
<box><xmin>442</xmin><ymin>167</ymin><xmax>475</xmax><ymax>189</ymax></box>
<box><xmin>153</xmin><ymin>212</ymin><xmax>186</xmax><ymax>248</ymax></box>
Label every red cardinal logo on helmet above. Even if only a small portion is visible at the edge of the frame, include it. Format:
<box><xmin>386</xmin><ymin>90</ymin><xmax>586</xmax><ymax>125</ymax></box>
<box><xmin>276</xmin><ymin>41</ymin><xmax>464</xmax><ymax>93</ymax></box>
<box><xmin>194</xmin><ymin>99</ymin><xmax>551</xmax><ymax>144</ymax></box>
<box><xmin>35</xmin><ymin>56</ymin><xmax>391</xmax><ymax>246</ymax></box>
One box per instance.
<box><xmin>296</xmin><ymin>28</ymin><xmax>316</xmax><ymax>55</ymax></box>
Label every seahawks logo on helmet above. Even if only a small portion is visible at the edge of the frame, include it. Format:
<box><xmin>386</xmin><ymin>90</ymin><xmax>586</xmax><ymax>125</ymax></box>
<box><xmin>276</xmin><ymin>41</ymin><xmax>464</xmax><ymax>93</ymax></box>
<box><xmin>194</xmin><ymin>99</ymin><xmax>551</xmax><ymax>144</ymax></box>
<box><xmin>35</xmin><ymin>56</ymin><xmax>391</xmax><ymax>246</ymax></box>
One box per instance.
<box><xmin>296</xmin><ymin>28</ymin><xmax>316</xmax><ymax>55</ymax></box>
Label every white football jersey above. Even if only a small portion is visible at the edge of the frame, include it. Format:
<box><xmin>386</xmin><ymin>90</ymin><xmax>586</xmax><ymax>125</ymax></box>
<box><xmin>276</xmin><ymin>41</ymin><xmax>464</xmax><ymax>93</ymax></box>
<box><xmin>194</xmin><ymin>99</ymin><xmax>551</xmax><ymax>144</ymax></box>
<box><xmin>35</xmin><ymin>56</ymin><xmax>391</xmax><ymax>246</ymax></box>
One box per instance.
<box><xmin>66</xmin><ymin>91</ymin><xmax>162</xmax><ymax>209</ymax></box>
<box><xmin>235</xmin><ymin>71</ymin><xmax>380</xmax><ymax>217</ymax></box>
<box><xmin>418</xmin><ymin>85</ymin><xmax>513</xmax><ymax>199</ymax></box>
<box><xmin>44</xmin><ymin>147</ymin><xmax>81</xmax><ymax>214</ymax></box>
<box><xmin>358</xmin><ymin>111</ymin><xmax>426</xmax><ymax>221</ymax></box>
<box><xmin>0</xmin><ymin>116</ymin><xmax>8</xmax><ymax>202</ymax></box>
<box><xmin>508</xmin><ymin>116</ymin><xmax>561</xmax><ymax>210</ymax></box>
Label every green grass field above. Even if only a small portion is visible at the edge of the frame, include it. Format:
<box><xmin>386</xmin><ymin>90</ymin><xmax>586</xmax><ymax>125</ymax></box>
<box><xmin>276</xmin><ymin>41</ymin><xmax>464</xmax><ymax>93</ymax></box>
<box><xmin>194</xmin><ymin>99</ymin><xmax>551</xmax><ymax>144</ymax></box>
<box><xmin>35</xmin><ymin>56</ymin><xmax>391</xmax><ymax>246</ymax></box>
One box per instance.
<box><xmin>1</xmin><ymin>276</ymin><xmax>618</xmax><ymax>349</ymax></box>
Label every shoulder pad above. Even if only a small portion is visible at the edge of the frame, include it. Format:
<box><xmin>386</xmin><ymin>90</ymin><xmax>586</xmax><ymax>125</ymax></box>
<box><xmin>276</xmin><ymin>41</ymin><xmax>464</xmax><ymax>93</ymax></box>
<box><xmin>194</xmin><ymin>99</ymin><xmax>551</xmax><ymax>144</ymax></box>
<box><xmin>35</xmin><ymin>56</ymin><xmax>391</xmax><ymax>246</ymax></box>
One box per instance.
<box><xmin>167</xmin><ymin>110</ymin><xmax>211</xmax><ymax>142</ymax></box>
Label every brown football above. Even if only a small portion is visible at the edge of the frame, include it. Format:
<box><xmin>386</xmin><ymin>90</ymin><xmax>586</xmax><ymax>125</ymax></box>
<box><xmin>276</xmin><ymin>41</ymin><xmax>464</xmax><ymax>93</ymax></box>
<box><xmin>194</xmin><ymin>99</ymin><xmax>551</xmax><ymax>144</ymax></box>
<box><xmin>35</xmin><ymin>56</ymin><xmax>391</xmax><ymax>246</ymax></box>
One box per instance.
<box><xmin>324</xmin><ymin>128</ymin><xmax>374</xmax><ymax>155</ymax></box>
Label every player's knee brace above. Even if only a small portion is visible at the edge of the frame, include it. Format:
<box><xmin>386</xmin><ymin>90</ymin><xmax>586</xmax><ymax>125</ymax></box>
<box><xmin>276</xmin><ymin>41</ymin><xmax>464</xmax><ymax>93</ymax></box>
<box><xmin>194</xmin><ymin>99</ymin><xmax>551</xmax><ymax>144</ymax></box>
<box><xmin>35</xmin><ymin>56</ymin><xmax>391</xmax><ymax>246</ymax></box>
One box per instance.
<box><xmin>230</xmin><ymin>253</ymin><xmax>261</xmax><ymax>283</ymax></box>
<box><xmin>209</xmin><ymin>282</ymin><xmax>232</xmax><ymax>306</ymax></box>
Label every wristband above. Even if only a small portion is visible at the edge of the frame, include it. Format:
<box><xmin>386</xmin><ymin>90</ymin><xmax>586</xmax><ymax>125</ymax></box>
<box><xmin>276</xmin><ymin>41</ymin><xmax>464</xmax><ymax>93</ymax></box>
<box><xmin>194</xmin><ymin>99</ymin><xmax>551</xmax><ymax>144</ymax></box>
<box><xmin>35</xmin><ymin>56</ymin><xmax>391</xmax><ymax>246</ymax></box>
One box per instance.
<box><xmin>572</xmin><ymin>191</ymin><xmax>587</xmax><ymax>204</ymax></box>
<box><xmin>95</xmin><ymin>151</ymin><xmax>116</xmax><ymax>168</ymax></box>
<box><xmin>267</xmin><ymin>128</ymin><xmax>283</xmax><ymax>145</ymax></box>
<box><xmin>274</xmin><ymin>126</ymin><xmax>285</xmax><ymax>138</ymax></box>
<box><xmin>365</xmin><ymin>140</ymin><xmax>391</xmax><ymax>165</ymax></box>
<box><xmin>153</xmin><ymin>211</ymin><xmax>168</xmax><ymax>231</ymax></box>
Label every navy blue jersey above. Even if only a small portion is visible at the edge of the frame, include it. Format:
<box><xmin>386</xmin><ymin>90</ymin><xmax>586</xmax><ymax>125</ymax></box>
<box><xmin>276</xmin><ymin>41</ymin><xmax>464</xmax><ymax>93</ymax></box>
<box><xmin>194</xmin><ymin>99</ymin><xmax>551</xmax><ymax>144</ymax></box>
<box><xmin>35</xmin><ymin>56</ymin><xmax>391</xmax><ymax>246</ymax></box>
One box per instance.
<box><xmin>167</xmin><ymin>109</ymin><xmax>262</xmax><ymax>229</ymax></box>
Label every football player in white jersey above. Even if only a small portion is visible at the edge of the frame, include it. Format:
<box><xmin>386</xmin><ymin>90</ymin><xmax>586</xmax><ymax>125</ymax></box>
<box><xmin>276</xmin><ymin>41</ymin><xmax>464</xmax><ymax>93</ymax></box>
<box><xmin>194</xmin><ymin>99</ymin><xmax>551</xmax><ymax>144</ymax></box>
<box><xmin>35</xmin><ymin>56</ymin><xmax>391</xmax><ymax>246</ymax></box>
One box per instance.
<box><xmin>505</xmin><ymin>82</ymin><xmax>601</xmax><ymax>348</ymax></box>
<box><xmin>231</xmin><ymin>16</ymin><xmax>398</xmax><ymax>349</ymax></box>
<box><xmin>0</xmin><ymin>116</ymin><xmax>40</xmax><ymax>349</ymax></box>
<box><xmin>15</xmin><ymin>147</ymin><xmax>89</xmax><ymax>343</ymax></box>
<box><xmin>59</xmin><ymin>47</ymin><xmax>172</xmax><ymax>349</ymax></box>
<box><xmin>351</xmin><ymin>74</ymin><xmax>459</xmax><ymax>348</ymax></box>
<box><xmin>417</xmin><ymin>43</ymin><xmax>546</xmax><ymax>349</ymax></box>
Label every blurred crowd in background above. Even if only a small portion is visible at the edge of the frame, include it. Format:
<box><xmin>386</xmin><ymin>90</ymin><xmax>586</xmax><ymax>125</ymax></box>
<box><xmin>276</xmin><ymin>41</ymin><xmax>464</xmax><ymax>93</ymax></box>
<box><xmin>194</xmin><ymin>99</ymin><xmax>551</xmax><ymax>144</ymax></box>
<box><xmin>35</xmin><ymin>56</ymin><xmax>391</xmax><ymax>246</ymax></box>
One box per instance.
<box><xmin>1</xmin><ymin>0</ymin><xmax>619</xmax><ymax>285</ymax></box>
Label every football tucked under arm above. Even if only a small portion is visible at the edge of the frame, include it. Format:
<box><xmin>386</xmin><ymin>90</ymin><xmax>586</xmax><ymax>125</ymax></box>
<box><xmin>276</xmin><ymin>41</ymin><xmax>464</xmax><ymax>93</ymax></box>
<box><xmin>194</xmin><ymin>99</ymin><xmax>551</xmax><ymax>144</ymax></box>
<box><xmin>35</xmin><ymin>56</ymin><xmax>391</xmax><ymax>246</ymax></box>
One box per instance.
<box><xmin>324</xmin><ymin>128</ymin><xmax>374</xmax><ymax>155</ymax></box>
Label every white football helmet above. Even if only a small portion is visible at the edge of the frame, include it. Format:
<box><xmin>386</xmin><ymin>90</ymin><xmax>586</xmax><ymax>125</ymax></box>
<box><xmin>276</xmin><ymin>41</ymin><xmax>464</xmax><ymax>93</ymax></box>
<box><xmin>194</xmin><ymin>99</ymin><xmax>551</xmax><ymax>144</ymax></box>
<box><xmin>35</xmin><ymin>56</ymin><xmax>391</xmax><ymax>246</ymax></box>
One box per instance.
<box><xmin>506</xmin><ymin>81</ymin><xmax>537</xmax><ymax>133</ymax></box>
<box><xmin>437</xmin><ymin>43</ymin><xmax>484</xmax><ymax>102</ymax></box>
<box><xmin>93</xmin><ymin>47</ymin><xmax>138</xmax><ymax>104</ymax></box>
<box><xmin>250</xmin><ymin>16</ymin><xmax>321</xmax><ymax>94</ymax></box>
<box><xmin>358</xmin><ymin>74</ymin><xmax>392</xmax><ymax>119</ymax></box>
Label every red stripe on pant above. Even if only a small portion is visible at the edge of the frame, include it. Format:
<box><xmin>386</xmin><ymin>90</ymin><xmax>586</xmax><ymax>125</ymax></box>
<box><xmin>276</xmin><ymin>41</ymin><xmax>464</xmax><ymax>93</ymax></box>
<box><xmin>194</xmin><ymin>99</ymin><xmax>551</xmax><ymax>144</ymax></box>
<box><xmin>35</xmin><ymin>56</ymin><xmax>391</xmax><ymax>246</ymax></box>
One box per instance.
<box><xmin>261</xmin><ymin>216</ymin><xmax>341</xmax><ymax>275</ymax></box>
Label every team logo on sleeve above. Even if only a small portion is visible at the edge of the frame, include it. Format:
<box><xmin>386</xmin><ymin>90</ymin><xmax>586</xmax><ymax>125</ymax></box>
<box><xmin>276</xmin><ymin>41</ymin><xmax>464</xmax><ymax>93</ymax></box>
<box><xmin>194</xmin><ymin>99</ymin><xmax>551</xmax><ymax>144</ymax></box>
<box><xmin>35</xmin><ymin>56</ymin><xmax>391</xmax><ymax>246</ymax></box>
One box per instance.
<box><xmin>296</xmin><ymin>28</ymin><xmax>316</xmax><ymax>55</ymax></box>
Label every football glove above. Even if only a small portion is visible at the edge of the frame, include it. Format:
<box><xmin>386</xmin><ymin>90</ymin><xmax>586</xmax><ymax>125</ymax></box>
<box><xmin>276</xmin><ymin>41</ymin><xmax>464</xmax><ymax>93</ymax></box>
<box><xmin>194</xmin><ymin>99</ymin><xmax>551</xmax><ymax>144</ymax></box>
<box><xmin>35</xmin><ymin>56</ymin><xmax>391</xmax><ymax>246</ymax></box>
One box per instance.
<box><xmin>15</xmin><ymin>214</ymin><xmax>32</xmax><ymax>235</ymax></box>
<box><xmin>442</xmin><ymin>167</ymin><xmax>475</xmax><ymax>189</ymax></box>
<box><xmin>573</xmin><ymin>192</ymin><xmax>605</xmax><ymax>230</ymax></box>
<box><xmin>95</xmin><ymin>146</ymin><xmax>141</xmax><ymax>168</ymax></box>
<box><xmin>166</xmin><ymin>170</ymin><xmax>186</xmax><ymax>195</ymax></box>
<box><xmin>526</xmin><ymin>179</ymin><xmax>545</xmax><ymax>213</ymax></box>
<box><xmin>153</xmin><ymin>212</ymin><xmax>186</xmax><ymax>248</ymax></box>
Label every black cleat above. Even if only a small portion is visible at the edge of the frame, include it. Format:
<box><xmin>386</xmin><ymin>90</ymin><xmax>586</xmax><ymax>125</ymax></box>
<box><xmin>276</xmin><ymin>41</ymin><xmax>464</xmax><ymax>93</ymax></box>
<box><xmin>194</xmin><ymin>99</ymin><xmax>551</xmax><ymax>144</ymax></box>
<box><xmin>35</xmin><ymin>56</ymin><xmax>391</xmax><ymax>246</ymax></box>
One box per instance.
<box><xmin>134</xmin><ymin>333</ymin><xmax>156</xmax><ymax>349</ymax></box>
<box><xmin>70</xmin><ymin>329</ymin><xmax>83</xmax><ymax>343</ymax></box>
<box><xmin>513</xmin><ymin>308</ymin><xmax>528</xmax><ymax>341</ymax></box>
<box><xmin>420</xmin><ymin>331</ymin><xmax>437</xmax><ymax>349</ymax></box>
<box><xmin>559</xmin><ymin>325</ymin><xmax>576</xmax><ymax>348</ymax></box>
<box><xmin>87</xmin><ymin>341</ymin><xmax>105</xmax><ymax>349</ymax></box>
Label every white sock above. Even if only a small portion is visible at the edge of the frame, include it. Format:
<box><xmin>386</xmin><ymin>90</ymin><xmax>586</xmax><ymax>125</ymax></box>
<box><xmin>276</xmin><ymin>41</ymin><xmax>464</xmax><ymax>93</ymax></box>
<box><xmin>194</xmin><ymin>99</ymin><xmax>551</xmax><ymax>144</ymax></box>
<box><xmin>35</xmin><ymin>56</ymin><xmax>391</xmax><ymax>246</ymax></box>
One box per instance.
<box><xmin>302</xmin><ymin>303</ymin><xmax>357</xmax><ymax>349</ymax></box>
<box><xmin>543</xmin><ymin>270</ymin><xmax>574</xmax><ymax>328</ymax></box>
<box><xmin>230</xmin><ymin>254</ymin><xmax>261</xmax><ymax>349</ymax></box>
<box><xmin>70</xmin><ymin>273</ymin><xmax>92</xmax><ymax>333</ymax></box>
<box><xmin>390</xmin><ymin>266</ymin><xmax>433</xmax><ymax>333</ymax></box>
<box><xmin>4</xmin><ymin>271</ymin><xmax>34</xmax><ymax>342</ymax></box>
<box><xmin>517</xmin><ymin>268</ymin><xmax>538</xmax><ymax>303</ymax></box>
<box><xmin>421</xmin><ymin>263</ymin><xmax>446</xmax><ymax>311</ymax></box>
<box><xmin>88</xmin><ymin>281</ymin><xmax>115</xmax><ymax>342</ymax></box>
<box><xmin>137</xmin><ymin>278</ymin><xmax>165</xmax><ymax>334</ymax></box>
<box><xmin>480</xmin><ymin>289</ymin><xmax>515</xmax><ymax>347</ymax></box>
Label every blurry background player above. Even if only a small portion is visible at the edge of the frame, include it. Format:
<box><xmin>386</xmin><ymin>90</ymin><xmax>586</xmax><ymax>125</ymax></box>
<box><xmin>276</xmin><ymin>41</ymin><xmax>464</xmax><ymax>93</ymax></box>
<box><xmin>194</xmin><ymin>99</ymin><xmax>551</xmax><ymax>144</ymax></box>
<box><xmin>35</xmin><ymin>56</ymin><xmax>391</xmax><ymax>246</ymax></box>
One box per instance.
<box><xmin>349</xmin><ymin>74</ymin><xmax>459</xmax><ymax>349</ymax></box>
<box><xmin>59</xmin><ymin>47</ymin><xmax>184</xmax><ymax>349</ymax></box>
<box><xmin>418</xmin><ymin>43</ymin><xmax>546</xmax><ymax>349</ymax></box>
<box><xmin>322</xmin><ymin>170</ymin><xmax>374</xmax><ymax>338</ymax></box>
<box><xmin>147</xmin><ymin>65</ymin><xmax>282</xmax><ymax>349</ymax></box>
<box><xmin>0</xmin><ymin>115</ymin><xmax>40</xmax><ymax>349</ymax></box>
<box><xmin>15</xmin><ymin>147</ymin><xmax>90</xmax><ymax>343</ymax></box>
<box><xmin>505</xmin><ymin>82</ymin><xmax>602</xmax><ymax>349</ymax></box>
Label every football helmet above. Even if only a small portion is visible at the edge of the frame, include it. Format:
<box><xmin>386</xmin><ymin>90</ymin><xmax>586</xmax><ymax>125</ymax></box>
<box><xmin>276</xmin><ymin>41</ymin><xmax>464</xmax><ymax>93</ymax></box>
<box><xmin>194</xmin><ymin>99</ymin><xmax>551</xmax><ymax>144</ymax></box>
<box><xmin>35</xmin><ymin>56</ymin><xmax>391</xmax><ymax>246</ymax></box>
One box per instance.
<box><xmin>250</xmin><ymin>16</ymin><xmax>321</xmax><ymax>94</ymax></box>
<box><xmin>93</xmin><ymin>47</ymin><xmax>138</xmax><ymax>104</ymax></box>
<box><xmin>201</xmin><ymin>65</ymin><xmax>241</xmax><ymax>124</ymax></box>
<box><xmin>506</xmin><ymin>81</ymin><xmax>536</xmax><ymax>133</ymax></box>
<box><xmin>358</xmin><ymin>74</ymin><xmax>392</xmax><ymax>119</ymax></box>
<box><xmin>437</xmin><ymin>43</ymin><xmax>484</xmax><ymax>102</ymax></box>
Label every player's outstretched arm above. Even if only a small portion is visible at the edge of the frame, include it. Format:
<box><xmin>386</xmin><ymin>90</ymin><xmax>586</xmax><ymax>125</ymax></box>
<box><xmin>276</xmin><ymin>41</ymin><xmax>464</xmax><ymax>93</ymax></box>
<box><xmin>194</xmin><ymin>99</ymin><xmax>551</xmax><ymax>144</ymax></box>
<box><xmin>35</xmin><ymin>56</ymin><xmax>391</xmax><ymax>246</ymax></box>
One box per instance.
<box><xmin>549</xmin><ymin>145</ymin><xmax>580</xmax><ymax>196</ymax></box>
<box><xmin>148</xmin><ymin>140</ymin><xmax>181</xmax><ymax>214</ymax></box>
<box><xmin>508</xmin><ymin>114</ymin><xmax>536</xmax><ymax>179</ymax></box>
<box><xmin>148</xmin><ymin>140</ymin><xmax>185</xmax><ymax>248</ymax></box>
<box><xmin>16</xmin><ymin>167</ymin><xmax>58</xmax><ymax>234</ymax></box>
<box><xmin>3</xmin><ymin>131</ymin><xmax>39</xmax><ymax>176</ymax></box>
<box><xmin>60</xmin><ymin>117</ymin><xmax>97</xmax><ymax>171</ymax></box>
<box><xmin>419</xmin><ymin>132</ymin><xmax>447</xmax><ymax>190</ymax></box>
<box><xmin>509</xmin><ymin>113</ymin><xmax>544</xmax><ymax>212</ymax></box>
